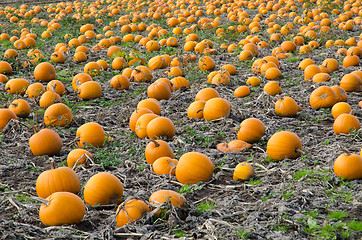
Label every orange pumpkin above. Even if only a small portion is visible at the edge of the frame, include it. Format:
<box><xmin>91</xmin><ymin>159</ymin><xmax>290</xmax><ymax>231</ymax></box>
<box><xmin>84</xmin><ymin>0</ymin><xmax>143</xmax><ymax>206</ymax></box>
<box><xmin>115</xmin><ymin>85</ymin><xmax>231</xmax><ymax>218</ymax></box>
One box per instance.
<box><xmin>77</xmin><ymin>81</ymin><xmax>102</xmax><ymax>99</ymax></box>
<box><xmin>137</xmin><ymin>99</ymin><xmax>161</xmax><ymax>115</ymax></box>
<box><xmin>67</xmin><ymin>149</ymin><xmax>93</xmax><ymax>168</ymax></box>
<box><xmin>333</xmin><ymin>114</ymin><xmax>360</xmax><ymax>134</ymax></box>
<box><xmin>39</xmin><ymin>192</ymin><xmax>85</xmax><ymax>226</ymax></box>
<box><xmin>266</xmin><ymin>131</ymin><xmax>302</xmax><ymax>161</ymax></box>
<box><xmin>175</xmin><ymin>152</ymin><xmax>214</xmax><ymax>184</ymax></box>
<box><xmin>233</xmin><ymin>162</ymin><xmax>255</xmax><ymax>180</ymax></box>
<box><xmin>36</xmin><ymin>161</ymin><xmax>81</xmax><ymax>198</ymax></box>
<box><xmin>203</xmin><ymin>98</ymin><xmax>230</xmax><ymax>120</ymax></box>
<box><xmin>8</xmin><ymin>99</ymin><xmax>31</xmax><ymax>118</ymax></box>
<box><xmin>309</xmin><ymin>86</ymin><xmax>337</xmax><ymax>109</ymax></box>
<box><xmin>149</xmin><ymin>190</ymin><xmax>186</xmax><ymax>214</ymax></box>
<box><xmin>34</xmin><ymin>62</ymin><xmax>56</xmax><ymax>82</ymax></box>
<box><xmin>0</xmin><ymin>109</ymin><xmax>18</xmax><ymax>131</ymax></box>
<box><xmin>145</xmin><ymin>140</ymin><xmax>175</xmax><ymax>164</ymax></box>
<box><xmin>44</xmin><ymin>103</ymin><xmax>72</xmax><ymax>127</ymax></box>
<box><xmin>334</xmin><ymin>153</ymin><xmax>362</xmax><ymax>179</ymax></box>
<box><xmin>84</xmin><ymin>172</ymin><xmax>123</xmax><ymax>206</ymax></box>
<box><xmin>275</xmin><ymin>96</ymin><xmax>302</xmax><ymax>117</ymax></box>
<box><xmin>195</xmin><ymin>88</ymin><xmax>220</xmax><ymax>101</ymax></box>
<box><xmin>237</xmin><ymin>118</ymin><xmax>265</xmax><ymax>143</ymax></box>
<box><xmin>29</xmin><ymin>128</ymin><xmax>62</xmax><ymax>156</ymax></box>
<box><xmin>135</xmin><ymin>113</ymin><xmax>159</xmax><ymax>139</ymax></box>
<box><xmin>115</xmin><ymin>199</ymin><xmax>150</xmax><ymax>227</ymax></box>
<box><xmin>76</xmin><ymin>122</ymin><xmax>105</xmax><ymax>148</ymax></box>
<box><xmin>146</xmin><ymin>117</ymin><xmax>175</xmax><ymax>140</ymax></box>
<box><xmin>110</xmin><ymin>75</ymin><xmax>130</xmax><ymax>90</ymax></box>
<box><xmin>152</xmin><ymin>157</ymin><xmax>178</xmax><ymax>175</ymax></box>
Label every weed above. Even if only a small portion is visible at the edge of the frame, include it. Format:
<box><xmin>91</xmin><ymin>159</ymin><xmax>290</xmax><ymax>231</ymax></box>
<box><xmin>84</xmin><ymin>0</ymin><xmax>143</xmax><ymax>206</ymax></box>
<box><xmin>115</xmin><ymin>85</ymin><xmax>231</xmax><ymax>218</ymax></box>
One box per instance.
<box><xmin>247</xmin><ymin>178</ymin><xmax>263</xmax><ymax>185</ymax></box>
<box><xmin>197</xmin><ymin>200</ymin><xmax>215</xmax><ymax>212</ymax></box>
<box><xmin>281</xmin><ymin>189</ymin><xmax>294</xmax><ymax>200</ymax></box>
<box><xmin>178</xmin><ymin>184</ymin><xmax>203</xmax><ymax>194</ymax></box>
<box><xmin>235</xmin><ymin>228</ymin><xmax>249</xmax><ymax>239</ymax></box>
<box><xmin>327</xmin><ymin>210</ymin><xmax>348</xmax><ymax>220</ymax></box>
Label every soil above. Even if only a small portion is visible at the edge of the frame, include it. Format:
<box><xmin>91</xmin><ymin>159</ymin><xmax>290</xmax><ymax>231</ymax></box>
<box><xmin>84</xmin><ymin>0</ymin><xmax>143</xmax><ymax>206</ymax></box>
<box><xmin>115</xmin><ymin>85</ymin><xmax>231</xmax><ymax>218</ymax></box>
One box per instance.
<box><xmin>0</xmin><ymin>1</ymin><xmax>361</xmax><ymax>240</ymax></box>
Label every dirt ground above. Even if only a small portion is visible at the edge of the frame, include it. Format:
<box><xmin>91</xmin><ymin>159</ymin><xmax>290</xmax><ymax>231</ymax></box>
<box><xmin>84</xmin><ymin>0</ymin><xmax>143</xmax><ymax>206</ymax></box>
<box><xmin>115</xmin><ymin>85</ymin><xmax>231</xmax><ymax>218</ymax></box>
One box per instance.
<box><xmin>0</xmin><ymin>1</ymin><xmax>362</xmax><ymax>239</ymax></box>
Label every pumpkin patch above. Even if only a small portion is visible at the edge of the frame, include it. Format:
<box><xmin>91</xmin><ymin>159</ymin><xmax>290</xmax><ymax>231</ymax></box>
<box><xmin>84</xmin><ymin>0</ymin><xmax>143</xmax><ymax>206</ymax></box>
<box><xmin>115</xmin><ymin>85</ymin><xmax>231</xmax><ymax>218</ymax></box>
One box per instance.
<box><xmin>1</xmin><ymin>0</ymin><xmax>361</xmax><ymax>238</ymax></box>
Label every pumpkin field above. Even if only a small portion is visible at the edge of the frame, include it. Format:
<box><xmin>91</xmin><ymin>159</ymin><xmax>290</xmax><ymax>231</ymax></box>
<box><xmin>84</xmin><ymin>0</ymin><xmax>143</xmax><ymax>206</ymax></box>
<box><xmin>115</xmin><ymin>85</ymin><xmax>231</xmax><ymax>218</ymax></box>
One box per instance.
<box><xmin>0</xmin><ymin>0</ymin><xmax>362</xmax><ymax>239</ymax></box>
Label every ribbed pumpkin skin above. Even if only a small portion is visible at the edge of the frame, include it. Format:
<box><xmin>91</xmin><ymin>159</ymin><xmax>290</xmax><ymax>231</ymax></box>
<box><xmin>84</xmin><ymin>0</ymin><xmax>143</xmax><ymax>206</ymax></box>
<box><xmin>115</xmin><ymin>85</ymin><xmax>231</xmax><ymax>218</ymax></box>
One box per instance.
<box><xmin>67</xmin><ymin>149</ymin><xmax>93</xmax><ymax>168</ymax></box>
<box><xmin>83</xmin><ymin>172</ymin><xmax>123</xmax><ymax>206</ymax></box>
<box><xmin>116</xmin><ymin>199</ymin><xmax>150</xmax><ymax>227</ymax></box>
<box><xmin>36</xmin><ymin>167</ymin><xmax>81</xmax><ymax>198</ymax></box>
<box><xmin>266</xmin><ymin>131</ymin><xmax>302</xmax><ymax>161</ymax></box>
<box><xmin>135</xmin><ymin>113</ymin><xmax>158</xmax><ymax>139</ymax></box>
<box><xmin>9</xmin><ymin>99</ymin><xmax>31</xmax><ymax>118</ymax></box>
<box><xmin>129</xmin><ymin>108</ymin><xmax>154</xmax><ymax>132</ymax></box>
<box><xmin>76</xmin><ymin>122</ymin><xmax>105</xmax><ymax>148</ymax></box>
<box><xmin>195</xmin><ymin>88</ymin><xmax>220</xmax><ymax>101</ymax></box>
<box><xmin>309</xmin><ymin>86</ymin><xmax>337</xmax><ymax>109</ymax></box>
<box><xmin>77</xmin><ymin>81</ymin><xmax>102</xmax><ymax>99</ymax></box>
<box><xmin>275</xmin><ymin>96</ymin><xmax>301</xmax><ymax>117</ymax></box>
<box><xmin>152</xmin><ymin>157</ymin><xmax>178</xmax><ymax>175</ymax></box>
<box><xmin>149</xmin><ymin>190</ymin><xmax>186</xmax><ymax>208</ymax></box>
<box><xmin>333</xmin><ymin>114</ymin><xmax>360</xmax><ymax>134</ymax></box>
<box><xmin>39</xmin><ymin>192</ymin><xmax>85</xmax><ymax>226</ymax></box>
<box><xmin>44</xmin><ymin>103</ymin><xmax>72</xmax><ymax>127</ymax></box>
<box><xmin>203</xmin><ymin>98</ymin><xmax>230</xmax><ymax>120</ymax></box>
<box><xmin>187</xmin><ymin>101</ymin><xmax>206</xmax><ymax>119</ymax></box>
<box><xmin>137</xmin><ymin>98</ymin><xmax>161</xmax><ymax>115</ymax></box>
<box><xmin>237</xmin><ymin>118</ymin><xmax>265</xmax><ymax>143</ymax></box>
<box><xmin>29</xmin><ymin>129</ymin><xmax>62</xmax><ymax>156</ymax></box>
<box><xmin>146</xmin><ymin>117</ymin><xmax>175</xmax><ymax>140</ymax></box>
<box><xmin>145</xmin><ymin>140</ymin><xmax>175</xmax><ymax>164</ymax></box>
<box><xmin>0</xmin><ymin>108</ymin><xmax>18</xmax><ymax>131</ymax></box>
<box><xmin>175</xmin><ymin>152</ymin><xmax>214</xmax><ymax>184</ymax></box>
<box><xmin>334</xmin><ymin>153</ymin><xmax>362</xmax><ymax>180</ymax></box>
<box><xmin>34</xmin><ymin>62</ymin><xmax>56</xmax><ymax>82</ymax></box>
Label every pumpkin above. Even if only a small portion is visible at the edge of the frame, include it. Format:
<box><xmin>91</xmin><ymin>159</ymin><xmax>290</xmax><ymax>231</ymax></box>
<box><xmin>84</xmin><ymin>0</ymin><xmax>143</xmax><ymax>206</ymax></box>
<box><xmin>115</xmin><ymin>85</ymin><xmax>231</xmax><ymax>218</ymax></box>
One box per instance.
<box><xmin>74</xmin><ymin>52</ymin><xmax>87</xmax><ymax>62</ymax></box>
<box><xmin>34</xmin><ymin>62</ymin><xmax>56</xmax><ymax>82</ymax></box>
<box><xmin>84</xmin><ymin>62</ymin><xmax>102</xmax><ymax>76</ymax></box>
<box><xmin>312</xmin><ymin>73</ymin><xmax>331</xmax><ymax>82</ymax></box>
<box><xmin>198</xmin><ymin>56</ymin><xmax>215</xmax><ymax>71</ymax></box>
<box><xmin>152</xmin><ymin>157</ymin><xmax>178</xmax><ymax>175</ymax></box>
<box><xmin>148</xmin><ymin>56</ymin><xmax>165</xmax><ymax>71</ymax></box>
<box><xmin>334</xmin><ymin>152</ymin><xmax>362</xmax><ymax>180</ymax></box>
<box><xmin>168</xmin><ymin>66</ymin><xmax>183</xmax><ymax>77</ymax></box>
<box><xmin>233</xmin><ymin>162</ymin><xmax>255</xmax><ymax>181</ymax></box>
<box><xmin>331</xmin><ymin>102</ymin><xmax>352</xmax><ymax>119</ymax></box>
<box><xmin>39</xmin><ymin>192</ymin><xmax>85</xmax><ymax>226</ymax></box>
<box><xmin>112</xmin><ymin>57</ymin><xmax>127</xmax><ymax>70</ymax></box>
<box><xmin>145</xmin><ymin>140</ymin><xmax>175</xmax><ymax>164</ymax></box>
<box><xmin>129</xmin><ymin>108</ymin><xmax>154</xmax><ymax>132</ymax></box>
<box><xmin>175</xmin><ymin>152</ymin><xmax>214</xmax><ymax>184</ymax></box>
<box><xmin>84</xmin><ymin>172</ymin><xmax>124</xmax><ymax>206</ymax></box>
<box><xmin>275</xmin><ymin>96</ymin><xmax>302</xmax><ymax>117</ymax></box>
<box><xmin>246</xmin><ymin>77</ymin><xmax>261</xmax><ymax>87</ymax></box>
<box><xmin>322</xmin><ymin>58</ymin><xmax>339</xmax><ymax>72</ymax></box>
<box><xmin>154</xmin><ymin>78</ymin><xmax>173</xmax><ymax>92</ymax></box>
<box><xmin>343</xmin><ymin>55</ymin><xmax>360</xmax><ymax>68</ymax></box>
<box><xmin>50</xmin><ymin>52</ymin><xmax>65</xmax><ymax>63</ymax></box>
<box><xmin>72</xmin><ymin>73</ymin><xmax>93</xmax><ymax>91</ymax></box>
<box><xmin>149</xmin><ymin>190</ymin><xmax>186</xmax><ymax>212</ymax></box>
<box><xmin>266</xmin><ymin>131</ymin><xmax>302</xmax><ymax>161</ymax></box>
<box><xmin>36</xmin><ymin>161</ymin><xmax>81</xmax><ymax>198</ymax></box>
<box><xmin>146</xmin><ymin>117</ymin><xmax>175</xmax><ymax>140</ymax></box>
<box><xmin>263</xmin><ymin>81</ymin><xmax>282</xmax><ymax>95</ymax></box>
<box><xmin>137</xmin><ymin>98</ymin><xmax>161</xmax><ymax>115</ymax></box>
<box><xmin>309</xmin><ymin>86</ymin><xmax>337</xmax><ymax>109</ymax></box>
<box><xmin>44</xmin><ymin>103</ymin><xmax>72</xmax><ymax>127</ymax></box>
<box><xmin>187</xmin><ymin>100</ymin><xmax>206</xmax><ymax>119</ymax></box>
<box><xmin>340</xmin><ymin>74</ymin><xmax>361</xmax><ymax>92</ymax></box>
<box><xmin>26</xmin><ymin>83</ymin><xmax>46</xmax><ymax>98</ymax></box>
<box><xmin>331</xmin><ymin>85</ymin><xmax>348</xmax><ymax>102</ymax></box>
<box><xmin>131</xmin><ymin>66</ymin><xmax>152</xmax><ymax>82</ymax></box>
<box><xmin>298</xmin><ymin>58</ymin><xmax>315</xmax><ymax>70</ymax></box>
<box><xmin>216</xmin><ymin>140</ymin><xmax>251</xmax><ymax>152</ymax></box>
<box><xmin>5</xmin><ymin>78</ymin><xmax>30</xmax><ymax>95</ymax></box>
<box><xmin>170</xmin><ymin>77</ymin><xmax>190</xmax><ymax>90</ymax></box>
<box><xmin>110</xmin><ymin>75</ymin><xmax>130</xmax><ymax>90</ymax></box>
<box><xmin>203</xmin><ymin>98</ymin><xmax>230</xmax><ymax>120</ymax></box>
<box><xmin>115</xmin><ymin>199</ymin><xmax>150</xmax><ymax>227</ymax></box>
<box><xmin>76</xmin><ymin>122</ymin><xmax>105</xmax><ymax>148</ymax></box>
<box><xmin>135</xmin><ymin>113</ymin><xmax>159</xmax><ymax>139</ymax></box>
<box><xmin>0</xmin><ymin>74</ymin><xmax>9</xmax><ymax>83</ymax></box>
<box><xmin>147</xmin><ymin>82</ymin><xmax>171</xmax><ymax>100</ymax></box>
<box><xmin>46</xmin><ymin>80</ymin><xmax>66</xmax><ymax>96</ymax></box>
<box><xmin>0</xmin><ymin>109</ymin><xmax>18</xmax><ymax>131</ymax></box>
<box><xmin>29</xmin><ymin>128</ymin><xmax>62</xmax><ymax>156</ymax></box>
<box><xmin>0</xmin><ymin>61</ymin><xmax>13</xmax><ymax>74</ymax></box>
<box><xmin>195</xmin><ymin>88</ymin><xmax>220</xmax><ymax>101</ymax></box>
<box><xmin>333</xmin><ymin>114</ymin><xmax>360</xmax><ymax>134</ymax></box>
<box><xmin>67</xmin><ymin>149</ymin><xmax>93</xmax><ymax>168</ymax></box>
<box><xmin>39</xmin><ymin>91</ymin><xmax>61</xmax><ymax>109</ymax></box>
<box><xmin>8</xmin><ymin>99</ymin><xmax>31</xmax><ymax>118</ymax></box>
<box><xmin>237</xmin><ymin>118</ymin><xmax>265</xmax><ymax>143</ymax></box>
<box><xmin>77</xmin><ymin>81</ymin><xmax>102</xmax><ymax>99</ymax></box>
<box><xmin>265</xmin><ymin>67</ymin><xmax>282</xmax><ymax>80</ymax></box>
<box><xmin>304</xmin><ymin>64</ymin><xmax>321</xmax><ymax>81</ymax></box>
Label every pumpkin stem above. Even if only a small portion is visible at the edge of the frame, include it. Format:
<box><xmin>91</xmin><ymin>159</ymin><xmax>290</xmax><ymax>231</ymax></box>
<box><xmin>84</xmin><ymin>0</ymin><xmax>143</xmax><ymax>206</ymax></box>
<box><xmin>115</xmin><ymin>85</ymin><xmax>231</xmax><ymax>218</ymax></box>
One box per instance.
<box><xmin>196</xmin><ymin>109</ymin><xmax>204</xmax><ymax>113</ymax></box>
<box><xmin>149</xmin><ymin>139</ymin><xmax>160</xmax><ymax>147</ymax></box>
<box><xmin>50</xmin><ymin>159</ymin><xmax>56</xmax><ymax>169</ymax></box>
<box><xmin>340</xmin><ymin>148</ymin><xmax>350</xmax><ymax>155</ymax></box>
<box><xmin>31</xmin><ymin>196</ymin><xmax>50</xmax><ymax>206</ymax></box>
<box><xmin>10</xmin><ymin>103</ymin><xmax>18</xmax><ymax>107</ymax></box>
<box><xmin>52</xmin><ymin>83</ymin><xmax>57</xmax><ymax>92</ymax></box>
